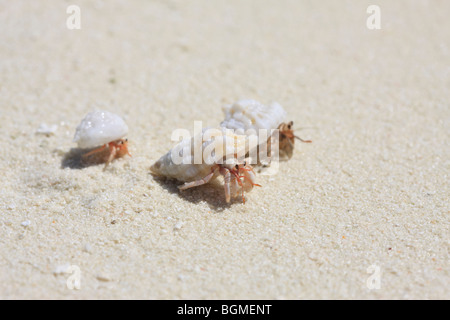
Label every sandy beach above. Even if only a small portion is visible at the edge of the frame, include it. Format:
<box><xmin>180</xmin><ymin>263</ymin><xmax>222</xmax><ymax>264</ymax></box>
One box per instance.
<box><xmin>0</xmin><ymin>0</ymin><xmax>448</xmax><ymax>299</ymax></box>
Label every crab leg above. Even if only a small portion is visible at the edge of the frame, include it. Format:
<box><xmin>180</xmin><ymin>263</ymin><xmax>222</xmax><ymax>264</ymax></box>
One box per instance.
<box><xmin>178</xmin><ymin>166</ymin><xmax>219</xmax><ymax>191</ymax></box>
<box><xmin>103</xmin><ymin>145</ymin><xmax>117</xmax><ymax>170</ymax></box>
<box><xmin>83</xmin><ymin>144</ymin><xmax>108</xmax><ymax>157</ymax></box>
<box><xmin>220</xmin><ymin>167</ymin><xmax>232</xmax><ymax>203</ymax></box>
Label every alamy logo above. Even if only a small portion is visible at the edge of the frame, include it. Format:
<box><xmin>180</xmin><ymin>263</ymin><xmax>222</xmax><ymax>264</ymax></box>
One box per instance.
<box><xmin>366</xmin><ymin>5</ymin><xmax>381</xmax><ymax>30</ymax></box>
<box><xmin>66</xmin><ymin>5</ymin><xmax>81</xmax><ymax>30</ymax></box>
<box><xmin>66</xmin><ymin>265</ymin><xmax>81</xmax><ymax>290</ymax></box>
<box><xmin>366</xmin><ymin>264</ymin><xmax>381</xmax><ymax>290</ymax></box>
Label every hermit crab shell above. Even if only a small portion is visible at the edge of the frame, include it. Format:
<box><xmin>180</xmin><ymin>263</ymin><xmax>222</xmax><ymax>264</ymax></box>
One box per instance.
<box><xmin>73</xmin><ymin>110</ymin><xmax>128</xmax><ymax>149</ymax></box>
<box><xmin>150</xmin><ymin>128</ymin><xmax>247</xmax><ymax>183</ymax></box>
<box><xmin>220</xmin><ymin>99</ymin><xmax>287</xmax><ymax>134</ymax></box>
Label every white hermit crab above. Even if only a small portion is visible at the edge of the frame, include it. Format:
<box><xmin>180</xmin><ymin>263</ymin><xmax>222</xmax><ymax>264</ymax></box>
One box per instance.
<box><xmin>73</xmin><ymin>110</ymin><xmax>131</xmax><ymax>169</ymax></box>
<box><xmin>150</xmin><ymin>128</ymin><xmax>260</xmax><ymax>203</ymax></box>
<box><xmin>221</xmin><ymin>99</ymin><xmax>311</xmax><ymax>161</ymax></box>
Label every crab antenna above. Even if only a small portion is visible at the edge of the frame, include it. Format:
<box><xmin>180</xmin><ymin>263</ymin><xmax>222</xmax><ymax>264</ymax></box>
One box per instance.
<box><xmin>294</xmin><ymin>135</ymin><xmax>312</xmax><ymax>143</ymax></box>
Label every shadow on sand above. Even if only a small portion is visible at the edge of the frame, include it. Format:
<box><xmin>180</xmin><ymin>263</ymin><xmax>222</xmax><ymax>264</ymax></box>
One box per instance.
<box><xmin>151</xmin><ymin>174</ymin><xmax>246</xmax><ymax>211</ymax></box>
<box><xmin>61</xmin><ymin>147</ymin><xmax>107</xmax><ymax>169</ymax></box>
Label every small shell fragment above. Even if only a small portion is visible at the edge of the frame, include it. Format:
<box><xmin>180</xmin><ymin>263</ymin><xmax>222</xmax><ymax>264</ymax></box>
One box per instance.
<box><xmin>36</xmin><ymin>123</ymin><xmax>58</xmax><ymax>136</ymax></box>
<box><xmin>73</xmin><ymin>110</ymin><xmax>128</xmax><ymax>149</ymax></box>
<box><xmin>21</xmin><ymin>220</ymin><xmax>31</xmax><ymax>227</ymax></box>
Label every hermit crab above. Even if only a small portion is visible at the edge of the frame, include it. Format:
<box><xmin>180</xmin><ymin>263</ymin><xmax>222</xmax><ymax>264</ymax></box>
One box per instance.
<box><xmin>178</xmin><ymin>160</ymin><xmax>260</xmax><ymax>204</ymax></box>
<box><xmin>220</xmin><ymin>99</ymin><xmax>311</xmax><ymax>163</ymax></box>
<box><xmin>150</xmin><ymin>128</ymin><xmax>260</xmax><ymax>203</ymax></box>
<box><xmin>73</xmin><ymin>110</ymin><xmax>131</xmax><ymax>170</ymax></box>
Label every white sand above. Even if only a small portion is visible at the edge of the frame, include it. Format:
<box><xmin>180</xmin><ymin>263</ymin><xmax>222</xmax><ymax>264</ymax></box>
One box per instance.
<box><xmin>0</xmin><ymin>0</ymin><xmax>448</xmax><ymax>299</ymax></box>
